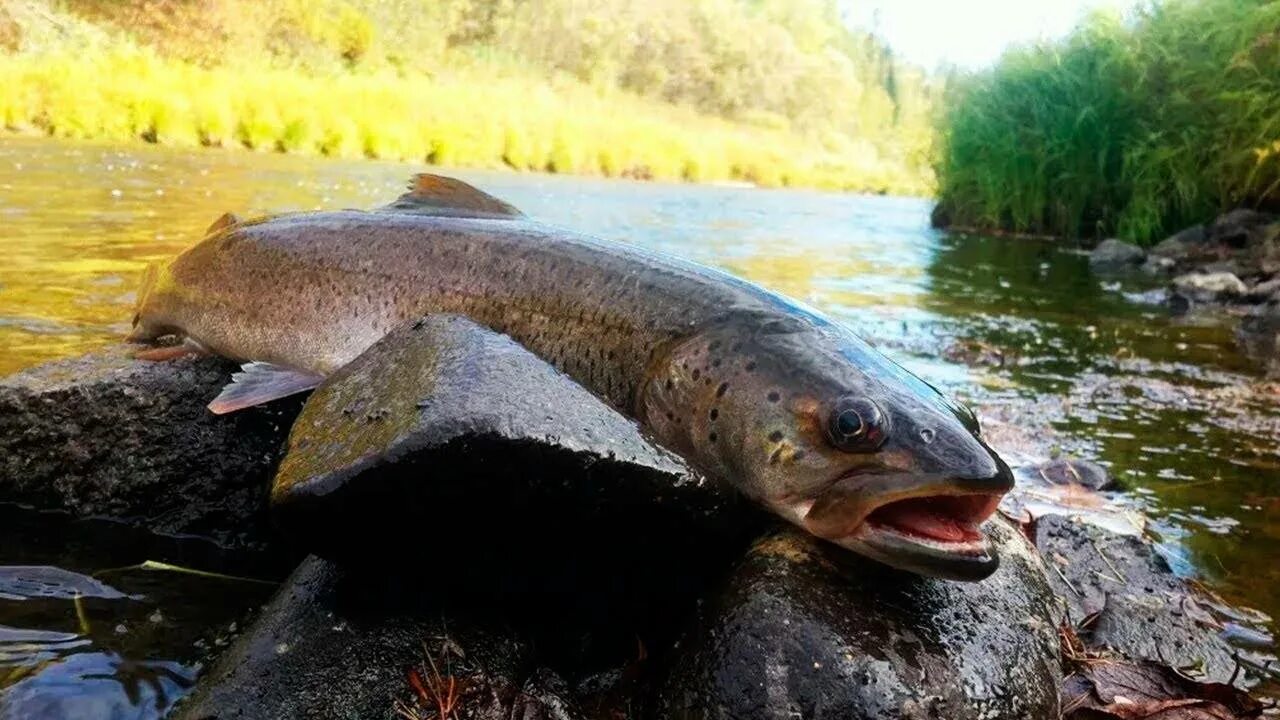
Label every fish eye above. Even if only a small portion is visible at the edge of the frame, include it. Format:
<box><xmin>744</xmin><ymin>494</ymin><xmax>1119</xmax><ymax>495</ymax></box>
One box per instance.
<box><xmin>825</xmin><ymin>397</ymin><xmax>887</xmax><ymax>453</ymax></box>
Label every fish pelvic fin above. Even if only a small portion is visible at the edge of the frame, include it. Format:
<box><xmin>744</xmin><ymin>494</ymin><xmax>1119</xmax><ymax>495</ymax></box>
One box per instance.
<box><xmin>377</xmin><ymin>173</ymin><xmax>524</xmax><ymax>219</ymax></box>
<box><xmin>208</xmin><ymin>362</ymin><xmax>324</xmax><ymax>414</ymax></box>
<box><xmin>133</xmin><ymin>338</ymin><xmax>206</xmax><ymax>361</ymax></box>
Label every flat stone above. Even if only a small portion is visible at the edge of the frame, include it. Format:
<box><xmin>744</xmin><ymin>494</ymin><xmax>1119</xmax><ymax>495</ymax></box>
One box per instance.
<box><xmin>1034</xmin><ymin>514</ymin><xmax>1270</xmax><ymax>685</ymax></box>
<box><xmin>172</xmin><ymin>556</ymin><xmax>583</xmax><ymax>720</ymax></box>
<box><xmin>1171</xmin><ymin>271</ymin><xmax>1248</xmax><ymax>303</ymax></box>
<box><xmin>1089</xmin><ymin>238</ymin><xmax>1146</xmax><ymax>270</ymax></box>
<box><xmin>272</xmin><ymin>315</ymin><xmax>761</xmax><ymax>566</ymax></box>
<box><xmin>655</xmin><ymin>519</ymin><xmax>1063</xmax><ymax>720</ymax></box>
<box><xmin>0</xmin><ymin>346</ymin><xmax>300</xmax><ymax>547</ymax></box>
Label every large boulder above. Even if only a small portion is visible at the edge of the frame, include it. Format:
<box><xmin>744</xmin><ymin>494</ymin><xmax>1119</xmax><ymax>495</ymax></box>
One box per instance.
<box><xmin>1206</xmin><ymin>208</ymin><xmax>1274</xmax><ymax>249</ymax></box>
<box><xmin>271</xmin><ymin>314</ymin><xmax>763</xmax><ymax>639</ymax></box>
<box><xmin>0</xmin><ymin>345</ymin><xmax>300</xmax><ymax>547</ymax></box>
<box><xmin>655</xmin><ymin>519</ymin><xmax>1063</xmax><ymax>719</ymax></box>
<box><xmin>1088</xmin><ymin>238</ymin><xmax>1145</xmax><ymax>271</ymax></box>
<box><xmin>173</xmin><ymin>556</ymin><xmax>583</xmax><ymax>720</ymax></box>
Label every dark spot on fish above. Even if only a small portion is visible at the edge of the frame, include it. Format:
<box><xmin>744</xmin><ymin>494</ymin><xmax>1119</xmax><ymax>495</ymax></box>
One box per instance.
<box><xmin>692</xmin><ymin>369</ymin><xmax>701</xmax><ymax>380</ymax></box>
<box><xmin>767</xmin><ymin>391</ymin><xmax>780</xmax><ymax>403</ymax></box>
<box><xmin>709</xmin><ymin>408</ymin><xmax>719</xmax><ymax>420</ymax></box>
<box><xmin>768</xmin><ymin>430</ymin><xmax>784</xmax><ymax>442</ymax></box>
<box><xmin>665</xmin><ymin>379</ymin><xmax>673</xmax><ymax>391</ymax></box>
<box><xmin>731</xmin><ymin>342</ymin><xmax>742</xmax><ymax>352</ymax></box>
<box><xmin>792</xmin><ymin>450</ymin><xmax>806</xmax><ymax>461</ymax></box>
<box><xmin>769</xmin><ymin>447</ymin><xmax>784</xmax><ymax>465</ymax></box>
<box><xmin>716</xmin><ymin>382</ymin><xmax>729</xmax><ymax>398</ymax></box>
<box><xmin>709</xmin><ymin>341</ymin><xmax>721</xmax><ymax>351</ymax></box>
<box><xmin>708</xmin><ymin>432</ymin><xmax>717</xmax><ymax>443</ymax></box>
<box><xmin>666</xmin><ymin>412</ymin><xmax>674</xmax><ymax>421</ymax></box>
<box><xmin>712</xmin><ymin>358</ymin><xmax>722</xmax><ymax>367</ymax></box>
<box><xmin>745</xmin><ymin>361</ymin><xmax>757</xmax><ymax>372</ymax></box>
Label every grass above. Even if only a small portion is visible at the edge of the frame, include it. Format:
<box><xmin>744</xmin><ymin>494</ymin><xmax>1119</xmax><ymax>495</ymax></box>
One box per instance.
<box><xmin>0</xmin><ymin>0</ymin><xmax>936</xmax><ymax>195</ymax></box>
<box><xmin>934</xmin><ymin>0</ymin><xmax>1280</xmax><ymax>244</ymax></box>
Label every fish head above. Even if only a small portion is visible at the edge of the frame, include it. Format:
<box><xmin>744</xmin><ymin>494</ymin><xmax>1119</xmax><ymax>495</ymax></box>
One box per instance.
<box><xmin>127</xmin><ymin>261</ymin><xmax>177</xmax><ymax>342</ymax></box>
<box><xmin>641</xmin><ymin>314</ymin><xmax>1013</xmax><ymax>581</ymax></box>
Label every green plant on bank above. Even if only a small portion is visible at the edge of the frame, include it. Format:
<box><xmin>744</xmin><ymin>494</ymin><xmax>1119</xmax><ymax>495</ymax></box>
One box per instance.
<box><xmin>0</xmin><ymin>0</ymin><xmax>939</xmax><ymax>195</ymax></box>
<box><xmin>935</xmin><ymin>0</ymin><xmax>1280</xmax><ymax>243</ymax></box>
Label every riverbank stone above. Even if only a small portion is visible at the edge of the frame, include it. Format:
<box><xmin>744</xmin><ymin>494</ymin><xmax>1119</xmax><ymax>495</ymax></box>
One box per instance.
<box><xmin>1171</xmin><ymin>271</ymin><xmax>1248</xmax><ymax>303</ymax></box>
<box><xmin>172</xmin><ymin>555</ymin><xmax>583</xmax><ymax>720</ymax></box>
<box><xmin>655</xmin><ymin>519</ymin><xmax>1063</xmax><ymax>720</ymax></box>
<box><xmin>0</xmin><ymin>345</ymin><xmax>299</xmax><ymax>547</ymax></box>
<box><xmin>1089</xmin><ymin>238</ymin><xmax>1146</xmax><ymax>271</ymax></box>
<box><xmin>1033</xmin><ymin>514</ymin><xmax>1272</xmax><ymax>686</ymax></box>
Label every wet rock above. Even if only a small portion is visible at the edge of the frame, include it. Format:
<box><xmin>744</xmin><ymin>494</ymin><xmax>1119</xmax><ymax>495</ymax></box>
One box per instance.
<box><xmin>1089</xmin><ymin>238</ymin><xmax>1146</xmax><ymax>271</ymax></box>
<box><xmin>173</xmin><ymin>556</ymin><xmax>582</xmax><ymax>720</ymax></box>
<box><xmin>656</xmin><ymin>520</ymin><xmax>1063</xmax><ymax>720</ymax></box>
<box><xmin>0</xmin><ymin>345</ymin><xmax>300</xmax><ymax>547</ymax></box>
<box><xmin>273</xmin><ymin>314</ymin><xmax>760</xmax><ymax>572</ymax></box>
<box><xmin>1207</xmin><ymin>208</ymin><xmax>1274</xmax><ymax>248</ymax></box>
<box><xmin>1140</xmin><ymin>255</ymin><xmax>1177</xmax><ymax>277</ymax></box>
<box><xmin>0</xmin><ymin>651</ymin><xmax>195</xmax><ymax>720</ymax></box>
<box><xmin>1237</xmin><ymin>300</ymin><xmax>1280</xmax><ymax>376</ymax></box>
<box><xmin>1033</xmin><ymin>515</ymin><xmax>1266</xmax><ymax>685</ymax></box>
<box><xmin>1027</xmin><ymin>457</ymin><xmax>1114</xmax><ymax>491</ymax></box>
<box><xmin>1152</xmin><ymin>224</ymin><xmax>1207</xmax><ymax>257</ymax></box>
<box><xmin>1170</xmin><ymin>271</ymin><xmax>1248</xmax><ymax>303</ymax></box>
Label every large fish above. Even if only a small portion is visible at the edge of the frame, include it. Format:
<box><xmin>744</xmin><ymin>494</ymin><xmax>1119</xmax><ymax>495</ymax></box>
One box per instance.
<box><xmin>131</xmin><ymin>174</ymin><xmax>1013</xmax><ymax>580</ymax></box>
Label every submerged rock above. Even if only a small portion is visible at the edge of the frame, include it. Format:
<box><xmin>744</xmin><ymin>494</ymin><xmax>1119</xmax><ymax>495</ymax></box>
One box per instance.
<box><xmin>173</xmin><ymin>556</ymin><xmax>582</xmax><ymax>720</ymax></box>
<box><xmin>656</xmin><ymin>519</ymin><xmax>1063</xmax><ymax>720</ymax></box>
<box><xmin>0</xmin><ymin>651</ymin><xmax>195</xmax><ymax>720</ymax></box>
<box><xmin>1033</xmin><ymin>514</ymin><xmax>1271</xmax><ymax>686</ymax></box>
<box><xmin>0</xmin><ymin>345</ymin><xmax>299</xmax><ymax>547</ymax></box>
<box><xmin>1238</xmin><ymin>299</ymin><xmax>1280</xmax><ymax>376</ymax></box>
<box><xmin>1027</xmin><ymin>457</ymin><xmax>1114</xmax><ymax>491</ymax></box>
<box><xmin>1089</xmin><ymin>238</ymin><xmax>1146</xmax><ymax>271</ymax></box>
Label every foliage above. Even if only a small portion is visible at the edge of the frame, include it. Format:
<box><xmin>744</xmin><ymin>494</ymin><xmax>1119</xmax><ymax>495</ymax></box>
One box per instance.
<box><xmin>0</xmin><ymin>0</ymin><xmax>937</xmax><ymax>194</ymax></box>
<box><xmin>935</xmin><ymin>0</ymin><xmax>1280</xmax><ymax>243</ymax></box>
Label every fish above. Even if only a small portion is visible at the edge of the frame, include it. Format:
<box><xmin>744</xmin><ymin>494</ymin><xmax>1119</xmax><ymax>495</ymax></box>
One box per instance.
<box><xmin>130</xmin><ymin>173</ymin><xmax>1014</xmax><ymax>580</ymax></box>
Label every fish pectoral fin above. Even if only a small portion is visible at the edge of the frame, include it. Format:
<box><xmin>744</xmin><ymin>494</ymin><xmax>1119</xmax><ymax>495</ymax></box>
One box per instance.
<box><xmin>377</xmin><ymin>173</ymin><xmax>524</xmax><ymax>219</ymax></box>
<box><xmin>208</xmin><ymin>362</ymin><xmax>323</xmax><ymax>414</ymax></box>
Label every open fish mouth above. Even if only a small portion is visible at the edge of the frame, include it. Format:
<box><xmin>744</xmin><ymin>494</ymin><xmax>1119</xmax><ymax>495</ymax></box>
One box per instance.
<box><xmin>845</xmin><ymin>492</ymin><xmax>1004</xmax><ymax>581</ymax></box>
<box><xmin>796</xmin><ymin>472</ymin><xmax>1011</xmax><ymax>581</ymax></box>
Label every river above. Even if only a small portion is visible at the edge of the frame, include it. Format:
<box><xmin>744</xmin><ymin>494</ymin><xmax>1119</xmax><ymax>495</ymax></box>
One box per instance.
<box><xmin>1</xmin><ymin>137</ymin><xmax>1277</xmax><ymax>712</ymax></box>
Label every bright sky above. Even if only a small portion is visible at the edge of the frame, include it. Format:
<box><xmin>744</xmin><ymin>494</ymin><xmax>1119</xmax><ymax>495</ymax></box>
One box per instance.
<box><xmin>842</xmin><ymin>0</ymin><xmax>1144</xmax><ymax>70</ymax></box>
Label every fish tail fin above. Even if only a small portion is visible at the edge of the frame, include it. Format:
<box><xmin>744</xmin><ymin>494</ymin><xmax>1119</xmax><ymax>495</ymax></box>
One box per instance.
<box><xmin>208</xmin><ymin>362</ymin><xmax>324</xmax><ymax>414</ymax></box>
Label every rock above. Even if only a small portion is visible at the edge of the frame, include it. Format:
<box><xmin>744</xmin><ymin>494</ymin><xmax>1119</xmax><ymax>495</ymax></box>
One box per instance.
<box><xmin>1088</xmin><ymin>238</ymin><xmax>1146</xmax><ymax>271</ymax></box>
<box><xmin>1237</xmin><ymin>300</ymin><xmax>1280</xmax><ymax>376</ymax></box>
<box><xmin>656</xmin><ymin>520</ymin><xmax>1063</xmax><ymax>719</ymax></box>
<box><xmin>173</xmin><ymin>556</ymin><xmax>584</xmax><ymax>720</ymax></box>
<box><xmin>1207</xmin><ymin>208</ymin><xmax>1274</xmax><ymax>248</ymax></box>
<box><xmin>1033</xmin><ymin>515</ymin><xmax>1271</xmax><ymax>685</ymax></box>
<box><xmin>1026</xmin><ymin>457</ymin><xmax>1114</xmax><ymax>490</ymax></box>
<box><xmin>0</xmin><ymin>345</ymin><xmax>301</xmax><ymax>547</ymax></box>
<box><xmin>1140</xmin><ymin>255</ymin><xmax>1177</xmax><ymax>277</ymax></box>
<box><xmin>929</xmin><ymin>201</ymin><xmax>951</xmax><ymax>228</ymax></box>
<box><xmin>1245</xmin><ymin>276</ymin><xmax>1280</xmax><ymax>302</ymax></box>
<box><xmin>1150</xmin><ymin>224</ymin><xmax>1207</xmax><ymax>259</ymax></box>
<box><xmin>1170</xmin><ymin>271</ymin><xmax>1248</xmax><ymax>303</ymax></box>
<box><xmin>272</xmin><ymin>314</ymin><xmax>760</xmax><ymax>567</ymax></box>
<box><xmin>0</xmin><ymin>652</ymin><xmax>196</xmax><ymax>720</ymax></box>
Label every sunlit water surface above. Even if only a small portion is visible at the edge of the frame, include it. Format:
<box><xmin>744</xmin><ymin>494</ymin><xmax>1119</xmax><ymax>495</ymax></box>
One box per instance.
<box><xmin>1</xmin><ymin>138</ymin><xmax>1277</xmax><ymax>712</ymax></box>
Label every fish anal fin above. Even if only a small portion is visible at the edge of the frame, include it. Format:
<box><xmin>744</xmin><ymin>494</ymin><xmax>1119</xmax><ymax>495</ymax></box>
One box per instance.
<box><xmin>209</xmin><ymin>362</ymin><xmax>323</xmax><ymax>414</ymax></box>
<box><xmin>205</xmin><ymin>212</ymin><xmax>242</xmax><ymax>236</ymax></box>
<box><xmin>378</xmin><ymin>173</ymin><xmax>523</xmax><ymax>219</ymax></box>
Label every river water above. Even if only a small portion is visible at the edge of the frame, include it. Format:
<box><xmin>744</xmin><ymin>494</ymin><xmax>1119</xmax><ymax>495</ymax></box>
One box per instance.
<box><xmin>1</xmin><ymin>137</ymin><xmax>1277</xmax><ymax>712</ymax></box>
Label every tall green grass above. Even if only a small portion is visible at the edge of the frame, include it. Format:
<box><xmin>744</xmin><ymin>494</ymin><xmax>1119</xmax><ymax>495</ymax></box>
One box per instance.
<box><xmin>935</xmin><ymin>0</ymin><xmax>1280</xmax><ymax>243</ymax></box>
<box><xmin>0</xmin><ymin>0</ymin><xmax>937</xmax><ymax>195</ymax></box>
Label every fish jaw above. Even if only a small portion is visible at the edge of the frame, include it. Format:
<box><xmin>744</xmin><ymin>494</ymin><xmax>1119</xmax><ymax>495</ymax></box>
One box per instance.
<box><xmin>786</xmin><ymin>468</ymin><xmax>1014</xmax><ymax>581</ymax></box>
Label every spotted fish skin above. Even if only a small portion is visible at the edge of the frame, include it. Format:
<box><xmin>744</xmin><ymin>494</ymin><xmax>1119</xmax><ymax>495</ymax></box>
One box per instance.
<box><xmin>132</xmin><ymin>174</ymin><xmax>1014</xmax><ymax>580</ymax></box>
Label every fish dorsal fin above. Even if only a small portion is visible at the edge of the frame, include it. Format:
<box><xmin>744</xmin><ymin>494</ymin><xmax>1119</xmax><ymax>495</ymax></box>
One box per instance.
<box><xmin>378</xmin><ymin>173</ymin><xmax>523</xmax><ymax>219</ymax></box>
<box><xmin>205</xmin><ymin>212</ymin><xmax>241</xmax><ymax>235</ymax></box>
<box><xmin>208</xmin><ymin>362</ymin><xmax>324</xmax><ymax>414</ymax></box>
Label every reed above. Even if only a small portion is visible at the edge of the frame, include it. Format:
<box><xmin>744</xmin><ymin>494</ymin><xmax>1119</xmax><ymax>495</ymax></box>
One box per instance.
<box><xmin>935</xmin><ymin>0</ymin><xmax>1280</xmax><ymax>243</ymax></box>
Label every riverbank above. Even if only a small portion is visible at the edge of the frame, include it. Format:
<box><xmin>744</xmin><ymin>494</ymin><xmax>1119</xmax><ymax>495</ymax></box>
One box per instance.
<box><xmin>932</xmin><ymin>0</ymin><xmax>1280</xmax><ymax>243</ymax></box>
<box><xmin>0</xmin><ymin>0</ymin><xmax>934</xmax><ymax>195</ymax></box>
